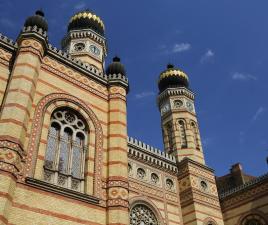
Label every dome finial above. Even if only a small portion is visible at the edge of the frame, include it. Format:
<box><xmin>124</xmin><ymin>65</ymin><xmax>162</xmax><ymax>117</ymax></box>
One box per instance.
<box><xmin>35</xmin><ymin>9</ymin><xmax>45</xmax><ymax>17</ymax></box>
<box><xmin>113</xmin><ymin>56</ymin><xmax>120</xmax><ymax>62</ymax></box>
<box><xmin>167</xmin><ymin>64</ymin><xmax>174</xmax><ymax>69</ymax></box>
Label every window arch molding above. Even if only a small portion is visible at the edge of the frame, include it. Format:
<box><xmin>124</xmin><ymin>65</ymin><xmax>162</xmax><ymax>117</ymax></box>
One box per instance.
<box><xmin>177</xmin><ymin>118</ymin><xmax>187</xmax><ymax>148</ymax></box>
<box><xmin>129</xmin><ymin>196</ymin><xmax>165</xmax><ymax>225</ymax></box>
<box><xmin>25</xmin><ymin>93</ymin><xmax>103</xmax><ymax>198</ymax></box>
<box><xmin>238</xmin><ymin>211</ymin><xmax>268</xmax><ymax>225</ymax></box>
<box><xmin>203</xmin><ymin>217</ymin><xmax>218</xmax><ymax>225</ymax></box>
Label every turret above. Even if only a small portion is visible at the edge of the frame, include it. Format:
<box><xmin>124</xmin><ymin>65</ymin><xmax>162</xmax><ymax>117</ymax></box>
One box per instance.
<box><xmin>157</xmin><ymin>64</ymin><xmax>205</xmax><ymax>164</ymax></box>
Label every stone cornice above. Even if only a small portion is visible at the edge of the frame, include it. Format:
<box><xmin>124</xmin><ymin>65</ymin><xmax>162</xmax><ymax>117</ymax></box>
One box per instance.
<box><xmin>62</xmin><ymin>29</ymin><xmax>107</xmax><ymax>56</ymax></box>
<box><xmin>47</xmin><ymin>44</ymin><xmax>109</xmax><ymax>85</ymax></box>
<box><xmin>127</xmin><ymin>137</ymin><xmax>178</xmax><ymax>174</ymax></box>
<box><xmin>157</xmin><ymin>87</ymin><xmax>195</xmax><ymax>106</ymax></box>
<box><xmin>219</xmin><ymin>172</ymin><xmax>268</xmax><ymax>199</ymax></box>
<box><xmin>0</xmin><ymin>29</ymin><xmax>129</xmax><ymax>91</ymax></box>
<box><xmin>17</xmin><ymin>26</ymin><xmax>48</xmax><ymax>51</ymax></box>
<box><xmin>108</xmin><ymin>74</ymin><xmax>129</xmax><ymax>92</ymax></box>
<box><xmin>0</xmin><ymin>33</ymin><xmax>18</xmax><ymax>53</ymax></box>
<box><xmin>178</xmin><ymin>158</ymin><xmax>214</xmax><ymax>175</ymax></box>
<box><xmin>26</xmin><ymin>177</ymin><xmax>100</xmax><ymax>205</ymax></box>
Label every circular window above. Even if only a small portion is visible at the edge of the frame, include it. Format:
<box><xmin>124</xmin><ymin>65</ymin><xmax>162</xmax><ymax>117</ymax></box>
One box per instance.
<box><xmin>137</xmin><ymin>168</ymin><xmax>146</xmax><ymax>179</ymax></box>
<box><xmin>166</xmin><ymin>178</ymin><xmax>174</xmax><ymax>190</ymax></box>
<box><xmin>65</xmin><ymin>112</ymin><xmax>75</xmax><ymax>124</ymax></box>
<box><xmin>76</xmin><ymin>119</ymin><xmax>85</xmax><ymax>129</ymax></box>
<box><xmin>151</xmin><ymin>173</ymin><xmax>159</xmax><ymax>184</ymax></box>
<box><xmin>74</xmin><ymin>42</ymin><xmax>85</xmax><ymax>51</ymax></box>
<box><xmin>174</xmin><ymin>100</ymin><xmax>183</xmax><ymax>108</ymax></box>
<box><xmin>54</xmin><ymin>111</ymin><xmax>63</xmax><ymax>120</ymax></box>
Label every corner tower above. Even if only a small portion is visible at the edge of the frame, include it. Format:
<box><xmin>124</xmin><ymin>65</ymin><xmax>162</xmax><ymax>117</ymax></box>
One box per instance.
<box><xmin>61</xmin><ymin>10</ymin><xmax>107</xmax><ymax>71</ymax></box>
<box><xmin>157</xmin><ymin>64</ymin><xmax>205</xmax><ymax>164</ymax></box>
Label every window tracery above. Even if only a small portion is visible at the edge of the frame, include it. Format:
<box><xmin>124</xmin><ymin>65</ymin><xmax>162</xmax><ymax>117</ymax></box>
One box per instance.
<box><xmin>130</xmin><ymin>204</ymin><xmax>158</xmax><ymax>225</ymax></box>
<box><xmin>44</xmin><ymin>108</ymin><xmax>87</xmax><ymax>192</ymax></box>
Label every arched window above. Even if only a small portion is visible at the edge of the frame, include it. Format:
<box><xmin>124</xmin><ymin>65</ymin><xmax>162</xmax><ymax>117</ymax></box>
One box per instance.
<box><xmin>44</xmin><ymin>108</ymin><xmax>87</xmax><ymax>192</ymax></box>
<box><xmin>245</xmin><ymin>219</ymin><xmax>263</xmax><ymax>225</ymax></box>
<box><xmin>166</xmin><ymin>123</ymin><xmax>173</xmax><ymax>152</ymax></box>
<box><xmin>130</xmin><ymin>204</ymin><xmax>159</xmax><ymax>225</ymax></box>
<box><xmin>178</xmin><ymin>120</ymin><xmax>187</xmax><ymax>148</ymax></box>
<box><xmin>241</xmin><ymin>214</ymin><xmax>266</xmax><ymax>225</ymax></box>
<box><xmin>191</xmin><ymin>121</ymin><xmax>200</xmax><ymax>150</ymax></box>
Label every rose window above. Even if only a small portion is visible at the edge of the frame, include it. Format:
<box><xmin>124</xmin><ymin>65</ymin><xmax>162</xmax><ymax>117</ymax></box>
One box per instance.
<box><xmin>130</xmin><ymin>204</ymin><xmax>158</xmax><ymax>225</ymax></box>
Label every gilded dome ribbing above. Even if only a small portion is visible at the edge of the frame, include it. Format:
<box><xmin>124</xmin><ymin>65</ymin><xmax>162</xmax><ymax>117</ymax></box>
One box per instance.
<box><xmin>68</xmin><ymin>10</ymin><xmax>105</xmax><ymax>36</ymax></box>
<box><xmin>158</xmin><ymin>64</ymin><xmax>189</xmax><ymax>92</ymax></box>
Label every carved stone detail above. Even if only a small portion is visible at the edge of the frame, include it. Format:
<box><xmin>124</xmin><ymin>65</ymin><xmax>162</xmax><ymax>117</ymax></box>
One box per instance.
<box><xmin>0</xmin><ymin>140</ymin><xmax>26</xmax><ymax>177</ymax></box>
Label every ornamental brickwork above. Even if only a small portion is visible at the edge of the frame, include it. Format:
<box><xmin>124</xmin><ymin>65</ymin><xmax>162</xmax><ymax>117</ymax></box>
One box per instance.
<box><xmin>0</xmin><ymin>8</ymin><xmax>267</xmax><ymax>225</ymax></box>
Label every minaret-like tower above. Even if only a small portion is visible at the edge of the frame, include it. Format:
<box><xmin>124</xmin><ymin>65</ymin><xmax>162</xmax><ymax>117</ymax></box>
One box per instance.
<box><xmin>157</xmin><ymin>64</ymin><xmax>205</xmax><ymax>164</ymax></box>
<box><xmin>61</xmin><ymin>10</ymin><xmax>107</xmax><ymax>71</ymax></box>
<box><xmin>157</xmin><ymin>65</ymin><xmax>225</xmax><ymax>225</ymax></box>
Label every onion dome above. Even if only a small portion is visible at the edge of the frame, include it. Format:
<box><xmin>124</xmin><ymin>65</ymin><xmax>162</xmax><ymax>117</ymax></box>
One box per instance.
<box><xmin>106</xmin><ymin>56</ymin><xmax>126</xmax><ymax>76</ymax></box>
<box><xmin>68</xmin><ymin>10</ymin><xmax>105</xmax><ymax>36</ymax></box>
<box><xmin>158</xmin><ymin>64</ymin><xmax>189</xmax><ymax>92</ymax></box>
<box><xmin>24</xmin><ymin>10</ymin><xmax>48</xmax><ymax>32</ymax></box>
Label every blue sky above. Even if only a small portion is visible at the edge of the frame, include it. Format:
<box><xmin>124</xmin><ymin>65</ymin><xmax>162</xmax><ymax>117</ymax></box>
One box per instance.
<box><xmin>1</xmin><ymin>0</ymin><xmax>268</xmax><ymax>176</ymax></box>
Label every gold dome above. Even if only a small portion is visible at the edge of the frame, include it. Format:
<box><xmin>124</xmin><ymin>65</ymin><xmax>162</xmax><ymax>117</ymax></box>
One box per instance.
<box><xmin>68</xmin><ymin>10</ymin><xmax>105</xmax><ymax>36</ymax></box>
<box><xmin>158</xmin><ymin>64</ymin><xmax>189</xmax><ymax>92</ymax></box>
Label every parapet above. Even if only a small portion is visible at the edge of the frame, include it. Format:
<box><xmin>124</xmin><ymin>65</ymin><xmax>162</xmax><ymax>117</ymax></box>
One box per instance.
<box><xmin>127</xmin><ymin>136</ymin><xmax>178</xmax><ymax>174</ymax></box>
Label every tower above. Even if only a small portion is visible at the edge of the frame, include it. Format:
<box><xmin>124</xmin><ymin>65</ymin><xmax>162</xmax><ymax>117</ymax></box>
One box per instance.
<box><xmin>61</xmin><ymin>10</ymin><xmax>107</xmax><ymax>71</ymax></box>
<box><xmin>157</xmin><ymin>64</ymin><xmax>205</xmax><ymax>164</ymax></box>
<box><xmin>157</xmin><ymin>65</ymin><xmax>225</xmax><ymax>225</ymax></box>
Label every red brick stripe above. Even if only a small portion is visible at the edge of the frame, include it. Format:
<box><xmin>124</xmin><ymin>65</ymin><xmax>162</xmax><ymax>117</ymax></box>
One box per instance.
<box><xmin>108</xmin><ymin>121</ymin><xmax>127</xmax><ymax>126</ymax></box>
<box><xmin>107</xmin><ymin>161</ymin><xmax>128</xmax><ymax>167</ymax></box>
<box><xmin>8</xmin><ymin>88</ymin><xmax>34</xmax><ymax>102</ymax></box>
<box><xmin>0</xmin><ymin>119</ymin><xmax>27</xmax><ymax>131</ymax></box>
<box><xmin>108</xmin><ymin>134</ymin><xmax>127</xmax><ymax>139</ymax></box>
<box><xmin>14</xmin><ymin>62</ymin><xmax>39</xmax><ymax>74</ymax></box>
<box><xmin>108</xmin><ymin>147</ymin><xmax>127</xmax><ymax>153</ymax></box>
<box><xmin>4</xmin><ymin>103</ymin><xmax>30</xmax><ymax>117</ymax></box>
<box><xmin>0</xmin><ymin>215</ymin><xmax>8</xmax><ymax>225</ymax></box>
<box><xmin>12</xmin><ymin>75</ymin><xmax>36</xmax><ymax>88</ymax></box>
<box><xmin>36</xmin><ymin>78</ymin><xmax>109</xmax><ymax>114</ymax></box>
<box><xmin>12</xmin><ymin>202</ymin><xmax>103</xmax><ymax>225</ymax></box>
<box><xmin>0</xmin><ymin>191</ymin><xmax>13</xmax><ymax>202</ymax></box>
<box><xmin>109</xmin><ymin>109</ymin><xmax>126</xmax><ymax>115</ymax></box>
<box><xmin>0</xmin><ymin>76</ymin><xmax>8</xmax><ymax>82</ymax></box>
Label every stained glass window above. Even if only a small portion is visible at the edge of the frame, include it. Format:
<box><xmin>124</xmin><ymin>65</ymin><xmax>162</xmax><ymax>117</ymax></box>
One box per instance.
<box><xmin>43</xmin><ymin>108</ymin><xmax>87</xmax><ymax>192</ymax></box>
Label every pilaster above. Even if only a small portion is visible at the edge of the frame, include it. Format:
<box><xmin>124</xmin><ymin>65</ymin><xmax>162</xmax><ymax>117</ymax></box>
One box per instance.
<box><xmin>0</xmin><ymin>26</ymin><xmax>47</xmax><ymax>225</ymax></box>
